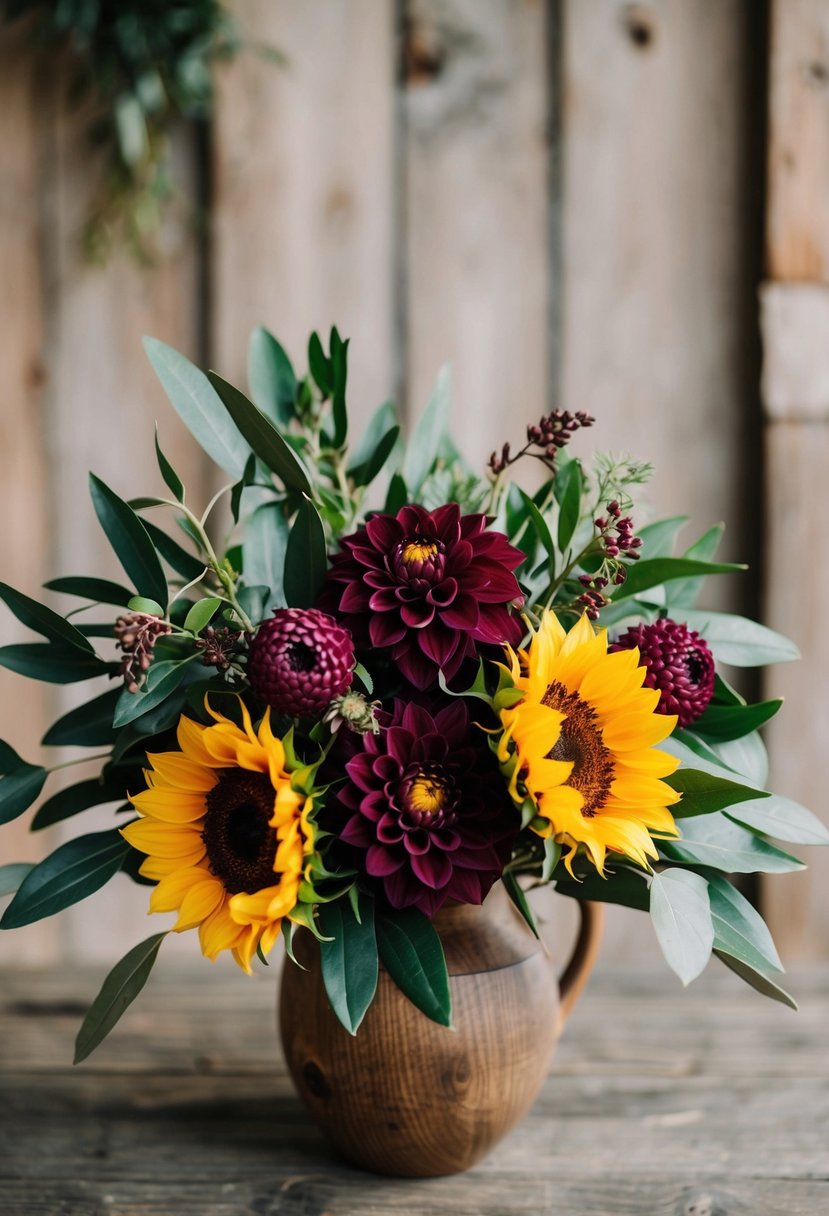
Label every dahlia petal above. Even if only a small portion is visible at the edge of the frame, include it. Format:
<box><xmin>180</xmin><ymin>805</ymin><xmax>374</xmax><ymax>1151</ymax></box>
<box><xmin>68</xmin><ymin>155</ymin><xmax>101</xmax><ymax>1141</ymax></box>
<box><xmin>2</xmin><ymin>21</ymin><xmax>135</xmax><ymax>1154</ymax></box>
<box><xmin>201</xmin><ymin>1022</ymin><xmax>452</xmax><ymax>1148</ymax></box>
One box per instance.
<box><xmin>410</xmin><ymin>849</ymin><xmax>453</xmax><ymax>890</ymax></box>
<box><xmin>399</xmin><ymin>702</ymin><xmax>437</xmax><ymax>738</ymax></box>
<box><xmin>394</xmin><ymin>644</ymin><xmax>438</xmax><ymax>690</ymax></box>
<box><xmin>340</xmin><ymin>814</ymin><xmax>376</xmax><ymax>847</ymax></box>
<box><xmin>385</xmin><ymin>726</ymin><xmax>415</xmax><ymax>765</ymax></box>
<box><xmin>376</xmin><ymin>812</ymin><xmax>404</xmax><ymax>843</ymax></box>
<box><xmin>383</xmin><ymin>866</ymin><xmax>421</xmax><ymax>910</ymax></box>
<box><xmin>445</xmin><ymin>867</ymin><xmax>486</xmax><ymax>904</ymax></box>
<box><xmin>398</xmin><ymin>505</ymin><xmax>433</xmax><ymax>535</ymax></box>
<box><xmin>440</xmin><ymin>594</ymin><xmax>480</xmax><ymax>631</ymax></box>
<box><xmin>400</xmin><ymin>601</ymin><xmax>435</xmax><ymax>629</ymax></box>
<box><xmin>369</xmin><ymin>613</ymin><xmax>407</xmax><ymax>648</ymax></box>
<box><xmin>339</xmin><ymin>581</ymin><xmax>372</xmax><ymax>613</ymax></box>
<box><xmin>369</xmin><ymin>587</ymin><xmax>402</xmax><ymax>611</ymax></box>
<box><xmin>418</xmin><ymin>622</ymin><xmax>461</xmax><ymax>668</ymax></box>
<box><xmin>346</xmin><ymin>753</ymin><xmax>380</xmax><ymax>793</ymax></box>
<box><xmin>365</xmin><ymin>514</ymin><xmax>404</xmax><ymax>551</ymax></box>
<box><xmin>402</xmin><ymin>828</ymin><xmax>431</xmax><ymax>856</ymax></box>
<box><xmin>366</xmin><ymin>843</ymin><xmax>405</xmax><ymax>876</ymax></box>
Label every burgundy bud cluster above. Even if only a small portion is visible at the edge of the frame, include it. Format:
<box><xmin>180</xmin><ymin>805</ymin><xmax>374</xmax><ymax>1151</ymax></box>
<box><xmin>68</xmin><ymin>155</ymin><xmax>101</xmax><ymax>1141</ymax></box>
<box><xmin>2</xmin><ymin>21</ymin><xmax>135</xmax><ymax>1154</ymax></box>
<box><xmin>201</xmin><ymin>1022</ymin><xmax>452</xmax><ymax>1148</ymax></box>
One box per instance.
<box><xmin>488</xmin><ymin>409</ymin><xmax>594</xmax><ymax>475</ymax></box>
<box><xmin>594</xmin><ymin>500</ymin><xmax>642</xmax><ymax>561</ymax></box>
<box><xmin>114</xmin><ymin>612</ymin><xmax>172</xmax><ymax>694</ymax></box>
<box><xmin>195</xmin><ymin>625</ymin><xmax>245</xmax><ymax>672</ymax></box>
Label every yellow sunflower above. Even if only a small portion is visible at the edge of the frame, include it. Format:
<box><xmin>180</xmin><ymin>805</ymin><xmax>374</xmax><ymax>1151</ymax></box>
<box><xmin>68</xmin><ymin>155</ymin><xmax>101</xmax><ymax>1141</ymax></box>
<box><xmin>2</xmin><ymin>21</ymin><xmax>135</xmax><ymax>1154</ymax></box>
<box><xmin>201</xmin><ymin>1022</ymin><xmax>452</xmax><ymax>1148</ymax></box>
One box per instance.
<box><xmin>122</xmin><ymin>697</ymin><xmax>315</xmax><ymax>972</ymax></box>
<box><xmin>496</xmin><ymin>610</ymin><xmax>681</xmax><ymax>874</ymax></box>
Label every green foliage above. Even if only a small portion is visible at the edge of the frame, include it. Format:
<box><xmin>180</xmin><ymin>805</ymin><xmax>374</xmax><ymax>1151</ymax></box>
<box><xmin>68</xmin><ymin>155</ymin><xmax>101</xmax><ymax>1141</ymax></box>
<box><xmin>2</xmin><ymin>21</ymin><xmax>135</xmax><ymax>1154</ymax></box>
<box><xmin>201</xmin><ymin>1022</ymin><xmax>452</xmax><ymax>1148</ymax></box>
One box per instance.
<box><xmin>376</xmin><ymin>910</ymin><xmax>452</xmax><ymax>1027</ymax></box>
<box><xmin>0</xmin><ymin>741</ymin><xmax>47</xmax><ymax>827</ymax></box>
<box><xmin>89</xmin><ymin>475</ymin><xmax>168</xmax><ymax>607</ymax></box>
<box><xmin>649</xmin><ymin>869</ymin><xmax>713</xmax><ymax>986</ymax></box>
<box><xmin>74</xmin><ymin>932</ymin><xmax>167</xmax><ymax>1063</ymax></box>
<box><xmin>318</xmin><ymin>893</ymin><xmax>378</xmax><ymax>1035</ymax></box>
<box><xmin>0</xmin><ymin>828</ymin><xmax>130</xmax><ymax>929</ymax></box>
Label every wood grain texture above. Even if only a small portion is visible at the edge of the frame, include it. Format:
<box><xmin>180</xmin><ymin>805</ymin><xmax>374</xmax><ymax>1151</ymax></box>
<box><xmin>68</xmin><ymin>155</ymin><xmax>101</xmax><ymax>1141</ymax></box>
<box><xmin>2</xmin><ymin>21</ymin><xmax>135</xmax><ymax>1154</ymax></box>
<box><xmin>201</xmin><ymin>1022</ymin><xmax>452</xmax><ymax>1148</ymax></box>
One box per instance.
<box><xmin>760</xmin><ymin>281</ymin><xmax>829</xmax><ymax>418</ymax></box>
<box><xmin>767</xmin><ymin>0</ymin><xmax>829</xmax><ymax>281</ymax></box>
<box><xmin>401</xmin><ymin>0</ymin><xmax>550</xmax><ymax>466</ymax></box>
<box><xmin>212</xmin><ymin>0</ymin><xmax>397</xmax><ymax>440</ymax></box>
<box><xmin>1</xmin><ymin>963</ymin><xmax>828</xmax><ymax>1212</ymax></box>
<box><xmin>279</xmin><ymin>886</ymin><xmax>596</xmax><ymax>1176</ymax></box>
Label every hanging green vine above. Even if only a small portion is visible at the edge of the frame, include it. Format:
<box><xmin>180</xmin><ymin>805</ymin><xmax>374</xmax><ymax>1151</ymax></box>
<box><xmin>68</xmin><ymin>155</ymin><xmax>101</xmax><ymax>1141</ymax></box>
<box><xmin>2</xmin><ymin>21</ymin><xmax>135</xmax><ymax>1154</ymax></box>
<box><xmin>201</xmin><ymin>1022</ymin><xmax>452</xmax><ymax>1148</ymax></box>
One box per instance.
<box><xmin>3</xmin><ymin>1</ymin><xmax>275</xmax><ymax>263</ymax></box>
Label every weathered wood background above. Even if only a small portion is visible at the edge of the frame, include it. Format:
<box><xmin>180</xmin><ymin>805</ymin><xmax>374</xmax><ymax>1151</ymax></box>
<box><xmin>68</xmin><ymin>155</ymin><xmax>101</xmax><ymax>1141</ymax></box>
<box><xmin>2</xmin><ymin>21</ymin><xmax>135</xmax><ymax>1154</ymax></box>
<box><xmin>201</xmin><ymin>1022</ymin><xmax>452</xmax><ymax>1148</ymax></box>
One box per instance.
<box><xmin>0</xmin><ymin>0</ymin><xmax>826</xmax><ymax>967</ymax></box>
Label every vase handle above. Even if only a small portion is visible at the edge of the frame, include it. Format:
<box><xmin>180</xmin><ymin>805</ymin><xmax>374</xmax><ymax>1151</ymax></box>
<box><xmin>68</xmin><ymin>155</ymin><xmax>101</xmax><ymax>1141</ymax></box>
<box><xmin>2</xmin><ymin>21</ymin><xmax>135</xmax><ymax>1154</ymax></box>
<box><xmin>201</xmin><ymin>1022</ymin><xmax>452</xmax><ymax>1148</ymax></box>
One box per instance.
<box><xmin>557</xmin><ymin>900</ymin><xmax>604</xmax><ymax>1030</ymax></box>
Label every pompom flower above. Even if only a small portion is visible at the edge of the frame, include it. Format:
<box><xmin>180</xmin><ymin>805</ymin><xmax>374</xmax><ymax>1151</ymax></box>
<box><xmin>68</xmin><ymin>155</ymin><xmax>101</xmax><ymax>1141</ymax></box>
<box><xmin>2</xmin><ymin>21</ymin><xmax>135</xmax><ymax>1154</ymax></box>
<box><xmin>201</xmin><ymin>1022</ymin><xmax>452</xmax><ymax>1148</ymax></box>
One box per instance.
<box><xmin>247</xmin><ymin>607</ymin><xmax>354</xmax><ymax>716</ymax></box>
<box><xmin>335</xmin><ymin>700</ymin><xmax>518</xmax><ymax>917</ymax></box>
<box><xmin>496</xmin><ymin>611</ymin><xmax>681</xmax><ymax>874</ymax></box>
<box><xmin>320</xmin><ymin>503</ymin><xmax>525</xmax><ymax>690</ymax></box>
<box><xmin>121</xmin><ymin>698</ymin><xmax>316</xmax><ymax>972</ymax></box>
<box><xmin>610</xmin><ymin>617</ymin><xmax>716</xmax><ymax>727</ymax></box>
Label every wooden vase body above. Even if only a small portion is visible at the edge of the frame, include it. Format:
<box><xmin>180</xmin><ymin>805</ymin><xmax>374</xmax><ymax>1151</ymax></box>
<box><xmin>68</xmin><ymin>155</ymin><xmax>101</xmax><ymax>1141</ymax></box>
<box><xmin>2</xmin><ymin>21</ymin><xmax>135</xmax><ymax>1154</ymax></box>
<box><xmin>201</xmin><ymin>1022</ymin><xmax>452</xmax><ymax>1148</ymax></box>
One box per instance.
<box><xmin>279</xmin><ymin>884</ymin><xmax>600</xmax><ymax>1177</ymax></box>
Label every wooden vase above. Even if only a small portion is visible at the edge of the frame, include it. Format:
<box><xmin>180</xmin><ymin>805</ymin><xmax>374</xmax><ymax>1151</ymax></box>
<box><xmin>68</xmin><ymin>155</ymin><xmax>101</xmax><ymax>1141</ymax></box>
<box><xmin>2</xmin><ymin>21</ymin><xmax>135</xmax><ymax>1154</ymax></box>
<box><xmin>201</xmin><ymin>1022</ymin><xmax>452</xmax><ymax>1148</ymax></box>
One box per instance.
<box><xmin>279</xmin><ymin>883</ymin><xmax>603</xmax><ymax>1177</ymax></box>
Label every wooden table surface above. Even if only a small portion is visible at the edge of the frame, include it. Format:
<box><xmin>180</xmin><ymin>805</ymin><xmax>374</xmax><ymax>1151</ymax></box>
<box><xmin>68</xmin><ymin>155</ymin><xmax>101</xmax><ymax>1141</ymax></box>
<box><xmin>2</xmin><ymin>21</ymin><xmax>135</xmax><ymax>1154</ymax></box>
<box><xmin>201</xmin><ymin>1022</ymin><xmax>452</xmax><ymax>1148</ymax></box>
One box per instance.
<box><xmin>0</xmin><ymin>961</ymin><xmax>827</xmax><ymax>1216</ymax></box>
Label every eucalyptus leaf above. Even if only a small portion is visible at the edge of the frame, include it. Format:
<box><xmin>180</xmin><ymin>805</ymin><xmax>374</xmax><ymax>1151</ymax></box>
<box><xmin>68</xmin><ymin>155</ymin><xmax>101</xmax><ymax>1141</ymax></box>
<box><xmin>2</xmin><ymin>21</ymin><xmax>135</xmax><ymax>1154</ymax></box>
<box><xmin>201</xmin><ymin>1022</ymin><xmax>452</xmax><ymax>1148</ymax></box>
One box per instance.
<box><xmin>649</xmin><ymin>869</ymin><xmax>713</xmax><ymax>986</ymax></box>
<box><xmin>347</xmin><ymin>400</ymin><xmax>398</xmax><ymax>473</ymax></box>
<box><xmin>661</xmin><ymin>813</ymin><xmax>805</xmax><ymax>874</ymax></box>
<box><xmin>183</xmin><ymin>598</ymin><xmax>223</xmax><ymax>634</ymax></box>
<box><xmin>144</xmin><ymin>337</ymin><xmax>251</xmax><ymax>478</ymax></box>
<box><xmin>667</xmin><ymin>767</ymin><xmax>769</xmax><ymax>818</ymax></box>
<box><xmin>636</xmin><ymin>516</ymin><xmax>688</xmax><ymax>559</ymax></box>
<box><xmin>714</xmin><ymin>950</ymin><xmax>797</xmax><ymax>1010</ymax></box>
<box><xmin>243</xmin><ymin>503</ymin><xmax>289</xmax><ymax>612</ymax></box>
<box><xmin>74</xmin><ymin>932</ymin><xmax>167</xmax><ymax>1064</ymax></box>
<box><xmin>667</xmin><ymin>523</ymin><xmax>726</xmax><ymax>607</ymax></box>
<box><xmin>247</xmin><ymin>326</ymin><xmax>297</xmax><ymax>426</ymax></box>
<box><xmin>0</xmin><ymin>828</ymin><xmax>129</xmax><ymax>929</ymax></box>
<box><xmin>154</xmin><ymin>427</ymin><xmax>185</xmax><ymax>502</ymax></box>
<box><xmin>706</xmin><ymin>731</ymin><xmax>769</xmax><ymax>788</ymax></box>
<box><xmin>89</xmin><ymin>474</ymin><xmax>168</xmax><ymax>608</ymax></box>
<box><xmin>207</xmin><ymin>372</ymin><xmax>312</xmax><ymax>494</ymax></box>
<box><xmin>42</xmin><ymin>687</ymin><xmax>121</xmax><ymax>747</ymax></box>
<box><xmin>677</xmin><ymin>610</ymin><xmax>800</xmax><ymax>667</ymax></box>
<box><xmin>0</xmin><ymin>643</ymin><xmax>111</xmax><ymax>684</ymax></box>
<box><xmin>318</xmin><ymin>895</ymin><xmax>378</xmax><ymax>1035</ymax></box>
<box><xmin>376</xmin><ymin>909</ymin><xmax>452</xmax><ymax>1027</ymax></box>
<box><xmin>706</xmin><ymin>874</ymin><xmax>783</xmax><ymax>973</ymax></box>
<box><xmin>725</xmin><ymin>793</ymin><xmax>829</xmax><ymax>846</ymax></box>
<box><xmin>0</xmin><ymin>582</ymin><xmax>95</xmax><ymax>654</ymax></box>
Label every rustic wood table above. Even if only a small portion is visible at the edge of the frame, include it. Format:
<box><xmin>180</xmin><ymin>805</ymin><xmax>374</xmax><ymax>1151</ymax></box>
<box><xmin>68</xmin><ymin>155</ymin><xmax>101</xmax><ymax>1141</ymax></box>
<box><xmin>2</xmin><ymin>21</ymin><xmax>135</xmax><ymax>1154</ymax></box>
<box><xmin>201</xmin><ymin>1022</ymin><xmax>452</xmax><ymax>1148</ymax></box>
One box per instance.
<box><xmin>0</xmin><ymin>962</ymin><xmax>826</xmax><ymax>1215</ymax></box>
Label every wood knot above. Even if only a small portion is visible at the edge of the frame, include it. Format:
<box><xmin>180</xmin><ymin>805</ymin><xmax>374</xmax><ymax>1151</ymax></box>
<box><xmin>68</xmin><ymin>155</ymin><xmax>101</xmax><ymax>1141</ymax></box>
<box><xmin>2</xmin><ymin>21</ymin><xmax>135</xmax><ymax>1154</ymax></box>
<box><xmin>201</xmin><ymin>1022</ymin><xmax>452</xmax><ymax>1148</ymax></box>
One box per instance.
<box><xmin>440</xmin><ymin>1055</ymin><xmax>472</xmax><ymax>1099</ymax></box>
<box><xmin>402</xmin><ymin>18</ymin><xmax>446</xmax><ymax>86</ymax></box>
<box><xmin>805</xmin><ymin>60</ymin><xmax>829</xmax><ymax>88</ymax></box>
<box><xmin>622</xmin><ymin>5</ymin><xmax>656</xmax><ymax>50</ymax></box>
<box><xmin>302</xmin><ymin>1060</ymin><xmax>332</xmax><ymax>1101</ymax></box>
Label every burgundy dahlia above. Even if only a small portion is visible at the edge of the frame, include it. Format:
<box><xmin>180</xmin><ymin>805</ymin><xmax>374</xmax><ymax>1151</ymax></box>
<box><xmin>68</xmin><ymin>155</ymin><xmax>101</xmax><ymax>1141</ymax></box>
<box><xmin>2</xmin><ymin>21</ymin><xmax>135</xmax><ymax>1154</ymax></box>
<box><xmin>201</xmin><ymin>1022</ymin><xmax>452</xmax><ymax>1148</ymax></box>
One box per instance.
<box><xmin>611</xmin><ymin>617</ymin><xmax>716</xmax><ymax>727</ymax></box>
<box><xmin>247</xmin><ymin>608</ymin><xmax>354</xmax><ymax>716</ymax></box>
<box><xmin>335</xmin><ymin>700</ymin><xmax>518</xmax><ymax>917</ymax></box>
<box><xmin>319</xmin><ymin>503</ymin><xmax>525</xmax><ymax>690</ymax></box>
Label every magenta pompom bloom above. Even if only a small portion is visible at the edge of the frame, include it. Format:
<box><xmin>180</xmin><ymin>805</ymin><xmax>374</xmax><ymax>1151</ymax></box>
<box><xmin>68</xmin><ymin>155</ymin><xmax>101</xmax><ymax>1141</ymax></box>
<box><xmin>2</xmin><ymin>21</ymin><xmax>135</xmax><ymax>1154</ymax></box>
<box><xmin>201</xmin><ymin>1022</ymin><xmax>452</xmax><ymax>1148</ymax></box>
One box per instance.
<box><xmin>320</xmin><ymin>503</ymin><xmax>525</xmax><ymax>690</ymax></box>
<box><xmin>336</xmin><ymin>700</ymin><xmax>517</xmax><ymax>917</ymax></box>
<box><xmin>247</xmin><ymin>608</ymin><xmax>354</xmax><ymax>716</ymax></box>
<box><xmin>611</xmin><ymin>617</ymin><xmax>716</xmax><ymax>727</ymax></box>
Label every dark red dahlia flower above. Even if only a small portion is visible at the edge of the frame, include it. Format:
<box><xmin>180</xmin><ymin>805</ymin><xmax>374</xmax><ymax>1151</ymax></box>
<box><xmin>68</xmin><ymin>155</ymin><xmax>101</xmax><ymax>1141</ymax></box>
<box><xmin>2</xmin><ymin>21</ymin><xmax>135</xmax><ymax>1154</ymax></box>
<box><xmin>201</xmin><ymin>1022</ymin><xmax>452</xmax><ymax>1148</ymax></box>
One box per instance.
<box><xmin>319</xmin><ymin>503</ymin><xmax>525</xmax><ymax>690</ymax></box>
<box><xmin>610</xmin><ymin>617</ymin><xmax>716</xmax><ymax>727</ymax></box>
<box><xmin>335</xmin><ymin>700</ymin><xmax>518</xmax><ymax>917</ymax></box>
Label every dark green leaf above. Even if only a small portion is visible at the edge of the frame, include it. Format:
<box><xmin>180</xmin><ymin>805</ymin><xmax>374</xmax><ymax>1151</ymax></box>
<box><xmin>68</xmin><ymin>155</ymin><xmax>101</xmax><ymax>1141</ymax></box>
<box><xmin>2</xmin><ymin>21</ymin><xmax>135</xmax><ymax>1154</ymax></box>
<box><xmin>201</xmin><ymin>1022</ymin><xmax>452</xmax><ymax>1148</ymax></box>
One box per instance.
<box><xmin>554</xmin><ymin>868</ymin><xmax>650</xmax><ymax>912</ymax></box>
<box><xmin>556</xmin><ymin>460</ymin><xmax>582</xmax><ymax>553</ymax></box>
<box><xmin>318</xmin><ymin>894</ymin><xmax>378</xmax><ymax>1035</ymax></box>
<box><xmin>243</xmin><ymin>503</ymin><xmax>289</xmax><ymax>613</ymax></box>
<box><xmin>711</xmin><ymin>673</ymin><xmax>746</xmax><ymax>708</ymax></box>
<box><xmin>144</xmin><ymin>337</ymin><xmax>251</xmax><ymax>478</ymax></box>
<box><xmin>44</xmin><ymin>577</ymin><xmax>133</xmax><ymax>606</ymax></box>
<box><xmin>694</xmin><ymin>698</ymin><xmax>783</xmax><ymax>742</ymax></box>
<box><xmin>649</xmin><ymin>869</ymin><xmax>713</xmax><ymax>985</ymax></box>
<box><xmin>519</xmin><ymin>489</ymin><xmax>556</xmax><ymax>563</ymax></box>
<box><xmin>42</xmin><ymin>687</ymin><xmax>121</xmax><ymax>747</ymax></box>
<box><xmin>0</xmin><ymin>863</ymin><xmax>34</xmax><ymax>898</ymax></box>
<box><xmin>348</xmin><ymin>425</ymin><xmax>401</xmax><ymax>488</ymax></box>
<box><xmin>0</xmin><ymin>749</ymin><xmax>47</xmax><ymax>825</ymax></box>
<box><xmin>74</xmin><ymin>932</ymin><xmax>167</xmax><ymax>1064</ymax></box>
<box><xmin>667</xmin><ymin>767</ymin><xmax>769</xmax><ymax>818</ymax></box>
<box><xmin>675</xmin><ymin>610</ymin><xmax>800</xmax><ymax>667</ymax></box>
<box><xmin>706</xmin><ymin>874</ymin><xmax>783</xmax><ymax>973</ymax></box>
<box><xmin>501</xmin><ymin>871</ymin><xmax>540</xmax><ymax>939</ymax></box>
<box><xmin>308</xmin><ymin>331</ymin><xmax>331</xmax><ymax>397</ymax></box>
<box><xmin>230</xmin><ymin>454</ymin><xmax>257</xmax><ymax>524</ymax></box>
<box><xmin>714</xmin><ymin>950</ymin><xmax>797</xmax><ymax>1010</ymax></box>
<box><xmin>207</xmin><ymin>372</ymin><xmax>312</xmax><ymax>494</ymax></box>
<box><xmin>384</xmin><ymin>472</ymin><xmax>408</xmax><ymax>514</ymax></box>
<box><xmin>247</xmin><ymin>326</ymin><xmax>297</xmax><ymax>426</ymax></box>
<box><xmin>113</xmin><ymin>658</ymin><xmax>196</xmax><ymax>728</ymax></box>
<box><xmin>183</xmin><ymin>598</ymin><xmax>222</xmax><ymax>634</ymax></box>
<box><xmin>376</xmin><ymin>910</ymin><xmax>452</xmax><ymax>1027</ymax></box>
<box><xmin>0</xmin><ymin>583</ymin><xmax>95</xmax><ymax>654</ymax></box>
<box><xmin>31</xmin><ymin>775</ymin><xmax>126</xmax><ymax>832</ymax></box>
<box><xmin>284</xmin><ymin>498</ymin><xmax>327</xmax><ymax>610</ymax></box>
<box><xmin>0</xmin><ymin>643</ymin><xmax>111</xmax><ymax>684</ymax></box>
<box><xmin>403</xmin><ymin>364</ymin><xmax>451</xmax><ymax>494</ymax></box>
<box><xmin>0</xmin><ymin>828</ymin><xmax>129</xmax><ymax>929</ymax></box>
<box><xmin>347</xmin><ymin>400</ymin><xmax>398</xmax><ymax>474</ymax></box>
<box><xmin>329</xmin><ymin>327</ymin><xmax>349</xmax><ymax>449</ymax></box>
<box><xmin>154</xmin><ymin>427</ymin><xmax>185</xmax><ymax>502</ymax></box>
<box><xmin>89</xmin><ymin>475</ymin><xmax>168</xmax><ymax>608</ymax></box>
<box><xmin>614</xmin><ymin>558</ymin><xmax>745</xmax><ymax>602</ymax></box>
<box><xmin>661</xmin><ymin>812</ymin><xmax>806</xmax><ymax>873</ymax></box>
<box><xmin>141</xmin><ymin>521</ymin><xmax>206</xmax><ymax>581</ymax></box>
<box><xmin>725</xmin><ymin>793</ymin><xmax>829</xmax><ymax>846</ymax></box>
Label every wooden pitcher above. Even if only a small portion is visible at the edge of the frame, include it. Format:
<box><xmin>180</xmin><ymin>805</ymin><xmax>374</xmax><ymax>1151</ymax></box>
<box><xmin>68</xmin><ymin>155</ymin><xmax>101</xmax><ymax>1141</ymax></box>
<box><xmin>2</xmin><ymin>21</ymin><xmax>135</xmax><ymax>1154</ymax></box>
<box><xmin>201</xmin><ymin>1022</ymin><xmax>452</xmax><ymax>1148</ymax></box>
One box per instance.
<box><xmin>279</xmin><ymin>882</ymin><xmax>603</xmax><ymax>1177</ymax></box>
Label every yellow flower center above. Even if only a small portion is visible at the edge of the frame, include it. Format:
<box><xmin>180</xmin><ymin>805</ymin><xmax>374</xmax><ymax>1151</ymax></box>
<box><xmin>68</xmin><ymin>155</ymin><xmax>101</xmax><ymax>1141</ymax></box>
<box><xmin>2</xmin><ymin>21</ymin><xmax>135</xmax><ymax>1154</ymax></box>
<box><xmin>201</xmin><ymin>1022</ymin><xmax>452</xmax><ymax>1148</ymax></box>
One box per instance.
<box><xmin>543</xmin><ymin>681</ymin><xmax>614</xmax><ymax>817</ymax></box>
<box><xmin>407</xmin><ymin>774</ymin><xmax>447</xmax><ymax>817</ymax></box>
<box><xmin>401</xmin><ymin>539</ymin><xmax>439</xmax><ymax>566</ymax></box>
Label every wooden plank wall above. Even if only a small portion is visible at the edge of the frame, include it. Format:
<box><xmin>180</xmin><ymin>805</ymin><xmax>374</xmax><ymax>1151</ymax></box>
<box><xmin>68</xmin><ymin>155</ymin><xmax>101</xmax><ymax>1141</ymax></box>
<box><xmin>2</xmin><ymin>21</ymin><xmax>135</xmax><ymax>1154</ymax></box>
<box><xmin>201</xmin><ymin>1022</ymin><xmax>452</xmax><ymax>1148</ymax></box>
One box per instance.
<box><xmin>1</xmin><ymin>0</ymin><xmax>808</xmax><ymax>969</ymax></box>
<box><xmin>761</xmin><ymin>0</ymin><xmax>829</xmax><ymax>961</ymax></box>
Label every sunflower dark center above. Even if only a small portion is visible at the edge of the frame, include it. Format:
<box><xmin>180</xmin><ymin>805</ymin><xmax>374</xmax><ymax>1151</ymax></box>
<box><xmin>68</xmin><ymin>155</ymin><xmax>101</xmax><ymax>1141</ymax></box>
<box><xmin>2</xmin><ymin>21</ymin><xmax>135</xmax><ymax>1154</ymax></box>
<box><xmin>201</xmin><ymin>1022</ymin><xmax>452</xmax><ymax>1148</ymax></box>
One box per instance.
<box><xmin>202</xmin><ymin>769</ymin><xmax>277</xmax><ymax>894</ymax></box>
<box><xmin>398</xmin><ymin>763</ymin><xmax>459</xmax><ymax>828</ymax></box>
<box><xmin>286</xmin><ymin>641</ymin><xmax>318</xmax><ymax>673</ymax></box>
<box><xmin>542</xmin><ymin>680</ymin><xmax>614</xmax><ymax>818</ymax></box>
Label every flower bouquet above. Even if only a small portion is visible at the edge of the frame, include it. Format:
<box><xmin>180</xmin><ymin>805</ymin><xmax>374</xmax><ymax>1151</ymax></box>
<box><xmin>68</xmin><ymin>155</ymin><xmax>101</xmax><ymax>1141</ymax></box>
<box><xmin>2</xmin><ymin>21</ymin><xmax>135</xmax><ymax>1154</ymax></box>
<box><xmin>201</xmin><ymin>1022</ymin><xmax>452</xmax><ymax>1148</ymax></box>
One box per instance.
<box><xmin>0</xmin><ymin>327</ymin><xmax>824</xmax><ymax>1166</ymax></box>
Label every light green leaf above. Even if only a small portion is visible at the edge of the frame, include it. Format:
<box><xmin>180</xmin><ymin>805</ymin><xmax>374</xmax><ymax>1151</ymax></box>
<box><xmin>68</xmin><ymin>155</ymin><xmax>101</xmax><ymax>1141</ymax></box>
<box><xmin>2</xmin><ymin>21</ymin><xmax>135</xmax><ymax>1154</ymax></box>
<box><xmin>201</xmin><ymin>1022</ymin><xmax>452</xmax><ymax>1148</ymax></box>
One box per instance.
<box><xmin>678</xmin><ymin>610</ymin><xmax>800</xmax><ymax>667</ymax></box>
<box><xmin>649</xmin><ymin>869</ymin><xmax>713</xmax><ymax>985</ymax></box>
<box><xmin>662</xmin><ymin>813</ymin><xmax>806</xmax><ymax>874</ymax></box>
<box><xmin>556</xmin><ymin>459</ymin><xmax>582</xmax><ymax>553</ymax></box>
<box><xmin>715</xmin><ymin>950</ymin><xmax>797</xmax><ymax>1010</ymax></box>
<box><xmin>636</xmin><ymin>516</ymin><xmax>688</xmax><ymax>559</ymax></box>
<box><xmin>403</xmin><ymin>364</ymin><xmax>452</xmax><ymax>494</ymax></box>
<box><xmin>706</xmin><ymin>874</ymin><xmax>783</xmax><ymax>973</ymax></box>
<box><xmin>247</xmin><ymin>326</ymin><xmax>297</xmax><ymax>426</ymax></box>
<box><xmin>74</xmin><ymin>932</ymin><xmax>167</xmax><ymax>1064</ymax></box>
<box><xmin>144</xmin><ymin>337</ymin><xmax>251</xmax><ymax>478</ymax></box>
<box><xmin>127</xmin><ymin>596</ymin><xmax>165</xmax><ymax>617</ymax></box>
<box><xmin>0</xmin><ymin>863</ymin><xmax>35</xmax><ymax>898</ymax></box>
<box><xmin>183</xmin><ymin>598</ymin><xmax>223</xmax><ymax>634</ymax></box>
<box><xmin>726</xmin><ymin>793</ymin><xmax>829</xmax><ymax>846</ymax></box>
